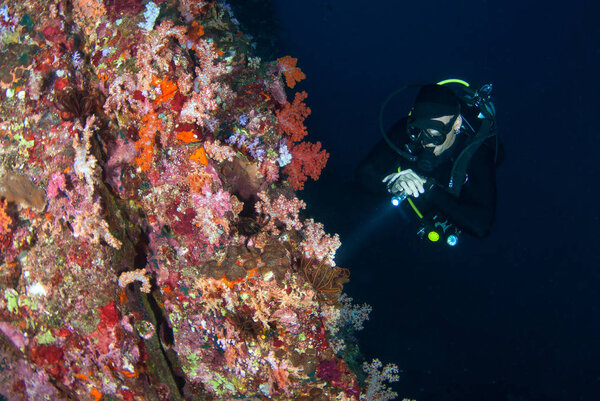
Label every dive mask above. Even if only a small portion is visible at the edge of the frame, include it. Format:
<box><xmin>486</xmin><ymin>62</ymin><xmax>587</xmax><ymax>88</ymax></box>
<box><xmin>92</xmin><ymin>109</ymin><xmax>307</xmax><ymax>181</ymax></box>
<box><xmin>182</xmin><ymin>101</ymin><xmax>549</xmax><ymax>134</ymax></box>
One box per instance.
<box><xmin>406</xmin><ymin>114</ymin><xmax>458</xmax><ymax>147</ymax></box>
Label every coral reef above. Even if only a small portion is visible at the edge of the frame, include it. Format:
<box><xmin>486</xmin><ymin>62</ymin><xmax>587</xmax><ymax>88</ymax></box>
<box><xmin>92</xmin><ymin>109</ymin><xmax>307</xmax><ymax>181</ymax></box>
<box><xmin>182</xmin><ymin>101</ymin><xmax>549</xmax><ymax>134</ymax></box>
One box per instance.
<box><xmin>0</xmin><ymin>1</ymin><xmax>398</xmax><ymax>400</ymax></box>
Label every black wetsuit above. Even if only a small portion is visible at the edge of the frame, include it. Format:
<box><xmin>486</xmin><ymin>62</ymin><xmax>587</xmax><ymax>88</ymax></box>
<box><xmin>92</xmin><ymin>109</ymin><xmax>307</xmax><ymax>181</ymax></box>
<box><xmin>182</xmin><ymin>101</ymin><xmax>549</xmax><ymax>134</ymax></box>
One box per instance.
<box><xmin>355</xmin><ymin>117</ymin><xmax>497</xmax><ymax>237</ymax></box>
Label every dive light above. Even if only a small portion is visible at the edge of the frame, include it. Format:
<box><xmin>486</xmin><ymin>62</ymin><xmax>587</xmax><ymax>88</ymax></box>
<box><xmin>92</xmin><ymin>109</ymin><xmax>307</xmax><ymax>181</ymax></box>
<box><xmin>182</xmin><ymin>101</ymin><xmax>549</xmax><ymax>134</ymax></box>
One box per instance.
<box><xmin>391</xmin><ymin>192</ymin><xmax>408</xmax><ymax>206</ymax></box>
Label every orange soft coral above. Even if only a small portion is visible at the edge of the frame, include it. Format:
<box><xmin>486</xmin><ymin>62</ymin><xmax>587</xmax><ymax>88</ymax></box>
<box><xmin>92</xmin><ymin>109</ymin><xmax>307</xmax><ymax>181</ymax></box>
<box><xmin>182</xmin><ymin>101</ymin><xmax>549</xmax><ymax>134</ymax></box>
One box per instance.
<box><xmin>189</xmin><ymin>147</ymin><xmax>208</xmax><ymax>165</ymax></box>
<box><xmin>135</xmin><ymin>111</ymin><xmax>163</xmax><ymax>172</ymax></box>
<box><xmin>151</xmin><ymin>76</ymin><xmax>178</xmax><ymax>105</ymax></box>
<box><xmin>276</xmin><ymin>91</ymin><xmax>311</xmax><ymax>142</ymax></box>
<box><xmin>0</xmin><ymin>199</ymin><xmax>11</xmax><ymax>235</ymax></box>
<box><xmin>176</xmin><ymin>130</ymin><xmax>199</xmax><ymax>143</ymax></box>
<box><xmin>277</xmin><ymin>56</ymin><xmax>306</xmax><ymax>89</ymax></box>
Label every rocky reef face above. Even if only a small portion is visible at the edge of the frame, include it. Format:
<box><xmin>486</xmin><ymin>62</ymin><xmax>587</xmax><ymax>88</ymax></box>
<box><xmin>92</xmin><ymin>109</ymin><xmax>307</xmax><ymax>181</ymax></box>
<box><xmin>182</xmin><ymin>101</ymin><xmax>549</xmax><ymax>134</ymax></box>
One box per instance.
<box><xmin>0</xmin><ymin>1</ymin><xmax>396</xmax><ymax>400</ymax></box>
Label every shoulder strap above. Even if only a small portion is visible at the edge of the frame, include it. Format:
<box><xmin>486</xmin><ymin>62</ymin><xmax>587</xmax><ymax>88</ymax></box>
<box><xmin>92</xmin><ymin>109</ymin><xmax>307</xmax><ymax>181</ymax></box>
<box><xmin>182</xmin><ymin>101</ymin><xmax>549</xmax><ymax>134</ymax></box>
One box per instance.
<box><xmin>447</xmin><ymin>119</ymin><xmax>495</xmax><ymax>197</ymax></box>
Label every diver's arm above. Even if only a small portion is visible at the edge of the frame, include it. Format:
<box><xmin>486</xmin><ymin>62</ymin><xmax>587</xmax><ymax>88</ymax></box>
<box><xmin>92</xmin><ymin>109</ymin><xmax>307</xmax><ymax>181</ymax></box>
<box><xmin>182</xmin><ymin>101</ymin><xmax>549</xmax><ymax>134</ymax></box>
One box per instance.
<box><xmin>424</xmin><ymin>145</ymin><xmax>497</xmax><ymax>237</ymax></box>
<box><xmin>355</xmin><ymin>119</ymin><xmax>408</xmax><ymax>195</ymax></box>
<box><xmin>355</xmin><ymin>140</ymin><xmax>398</xmax><ymax>194</ymax></box>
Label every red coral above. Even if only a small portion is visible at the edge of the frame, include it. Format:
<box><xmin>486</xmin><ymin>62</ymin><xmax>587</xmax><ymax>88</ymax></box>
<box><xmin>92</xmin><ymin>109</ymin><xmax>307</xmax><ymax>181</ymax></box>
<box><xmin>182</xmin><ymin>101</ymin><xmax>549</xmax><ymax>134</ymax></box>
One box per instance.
<box><xmin>169</xmin><ymin>206</ymin><xmax>198</xmax><ymax>235</ymax></box>
<box><xmin>276</xmin><ymin>91</ymin><xmax>311</xmax><ymax>142</ymax></box>
<box><xmin>104</xmin><ymin>0</ymin><xmax>144</xmax><ymax>19</ymax></box>
<box><xmin>317</xmin><ymin>359</ymin><xmax>341</xmax><ymax>382</ymax></box>
<box><xmin>53</xmin><ymin>77</ymin><xmax>69</xmax><ymax>91</ymax></box>
<box><xmin>91</xmin><ymin>301</ymin><xmax>123</xmax><ymax>355</ymax></box>
<box><xmin>283</xmin><ymin>141</ymin><xmax>329</xmax><ymax>190</ymax></box>
<box><xmin>120</xmin><ymin>388</ymin><xmax>135</xmax><ymax>401</ymax></box>
<box><xmin>317</xmin><ymin>358</ymin><xmax>361</xmax><ymax>399</ymax></box>
<box><xmin>99</xmin><ymin>300</ymin><xmax>121</xmax><ymax>327</ymax></box>
<box><xmin>170</xmin><ymin>91</ymin><xmax>188</xmax><ymax>114</ymax></box>
<box><xmin>277</xmin><ymin>56</ymin><xmax>306</xmax><ymax>89</ymax></box>
<box><xmin>30</xmin><ymin>344</ymin><xmax>65</xmax><ymax>378</ymax></box>
<box><xmin>42</xmin><ymin>24</ymin><xmax>68</xmax><ymax>46</ymax></box>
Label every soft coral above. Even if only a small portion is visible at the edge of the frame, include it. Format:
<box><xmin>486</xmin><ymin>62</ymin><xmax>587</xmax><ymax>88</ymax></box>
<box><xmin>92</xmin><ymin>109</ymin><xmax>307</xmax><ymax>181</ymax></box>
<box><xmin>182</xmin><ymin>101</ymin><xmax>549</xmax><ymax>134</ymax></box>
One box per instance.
<box><xmin>283</xmin><ymin>140</ymin><xmax>329</xmax><ymax>191</ymax></box>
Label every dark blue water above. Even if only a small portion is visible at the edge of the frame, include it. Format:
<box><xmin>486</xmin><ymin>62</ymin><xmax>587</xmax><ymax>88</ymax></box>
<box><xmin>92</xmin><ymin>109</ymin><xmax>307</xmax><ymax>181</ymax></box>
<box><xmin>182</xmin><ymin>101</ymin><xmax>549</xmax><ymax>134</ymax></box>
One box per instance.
<box><xmin>236</xmin><ymin>1</ymin><xmax>600</xmax><ymax>399</ymax></box>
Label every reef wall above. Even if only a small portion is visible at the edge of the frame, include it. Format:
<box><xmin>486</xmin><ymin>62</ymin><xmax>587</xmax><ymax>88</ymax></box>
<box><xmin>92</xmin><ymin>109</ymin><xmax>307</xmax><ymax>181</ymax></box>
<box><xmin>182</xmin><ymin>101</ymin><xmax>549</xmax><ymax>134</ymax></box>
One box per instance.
<box><xmin>0</xmin><ymin>1</ymin><xmax>398</xmax><ymax>400</ymax></box>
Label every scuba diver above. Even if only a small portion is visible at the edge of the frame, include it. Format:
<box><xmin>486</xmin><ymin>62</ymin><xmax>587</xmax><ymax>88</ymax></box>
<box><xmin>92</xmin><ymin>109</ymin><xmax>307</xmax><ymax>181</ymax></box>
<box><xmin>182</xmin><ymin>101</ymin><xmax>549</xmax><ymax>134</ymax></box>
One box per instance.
<box><xmin>355</xmin><ymin>80</ymin><xmax>502</xmax><ymax>245</ymax></box>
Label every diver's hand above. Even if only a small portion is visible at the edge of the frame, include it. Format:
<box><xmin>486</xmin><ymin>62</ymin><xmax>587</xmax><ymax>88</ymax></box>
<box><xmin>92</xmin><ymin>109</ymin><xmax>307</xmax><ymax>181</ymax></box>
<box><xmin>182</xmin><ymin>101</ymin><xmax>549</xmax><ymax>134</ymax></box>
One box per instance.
<box><xmin>382</xmin><ymin>169</ymin><xmax>427</xmax><ymax>197</ymax></box>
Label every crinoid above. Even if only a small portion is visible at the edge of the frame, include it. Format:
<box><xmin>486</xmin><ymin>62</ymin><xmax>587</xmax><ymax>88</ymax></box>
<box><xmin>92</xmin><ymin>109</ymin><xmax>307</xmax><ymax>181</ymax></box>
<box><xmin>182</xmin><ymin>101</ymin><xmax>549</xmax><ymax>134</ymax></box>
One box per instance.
<box><xmin>54</xmin><ymin>85</ymin><xmax>104</xmax><ymax>121</ymax></box>
<box><xmin>232</xmin><ymin>214</ymin><xmax>271</xmax><ymax>251</ymax></box>
<box><xmin>226</xmin><ymin>307</ymin><xmax>264</xmax><ymax>344</ymax></box>
<box><xmin>298</xmin><ymin>256</ymin><xmax>350</xmax><ymax>305</ymax></box>
<box><xmin>233</xmin><ymin>215</ymin><xmax>270</xmax><ymax>237</ymax></box>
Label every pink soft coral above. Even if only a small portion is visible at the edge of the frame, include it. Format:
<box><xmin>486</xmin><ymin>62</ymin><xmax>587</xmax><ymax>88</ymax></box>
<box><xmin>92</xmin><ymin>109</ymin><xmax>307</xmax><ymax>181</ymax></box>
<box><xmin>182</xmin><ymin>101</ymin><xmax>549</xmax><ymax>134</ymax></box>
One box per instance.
<box><xmin>255</xmin><ymin>191</ymin><xmax>305</xmax><ymax>235</ymax></box>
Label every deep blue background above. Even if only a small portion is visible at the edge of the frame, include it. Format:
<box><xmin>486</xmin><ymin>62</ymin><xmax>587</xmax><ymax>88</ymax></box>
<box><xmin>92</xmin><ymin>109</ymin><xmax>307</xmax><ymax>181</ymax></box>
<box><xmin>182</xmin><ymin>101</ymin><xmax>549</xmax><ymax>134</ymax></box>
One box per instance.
<box><xmin>240</xmin><ymin>1</ymin><xmax>599</xmax><ymax>400</ymax></box>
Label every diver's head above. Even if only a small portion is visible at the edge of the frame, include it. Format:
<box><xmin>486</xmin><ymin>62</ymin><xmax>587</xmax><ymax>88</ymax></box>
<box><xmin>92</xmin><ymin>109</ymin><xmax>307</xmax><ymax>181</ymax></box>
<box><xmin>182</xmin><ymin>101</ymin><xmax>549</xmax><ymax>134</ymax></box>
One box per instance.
<box><xmin>422</xmin><ymin>114</ymin><xmax>462</xmax><ymax>156</ymax></box>
<box><xmin>406</xmin><ymin>84</ymin><xmax>462</xmax><ymax>156</ymax></box>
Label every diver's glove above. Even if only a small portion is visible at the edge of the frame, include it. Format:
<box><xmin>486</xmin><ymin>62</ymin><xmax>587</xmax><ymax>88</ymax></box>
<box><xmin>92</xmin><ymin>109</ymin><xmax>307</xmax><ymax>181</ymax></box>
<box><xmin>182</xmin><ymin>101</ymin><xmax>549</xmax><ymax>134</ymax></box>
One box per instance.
<box><xmin>382</xmin><ymin>169</ymin><xmax>427</xmax><ymax>198</ymax></box>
